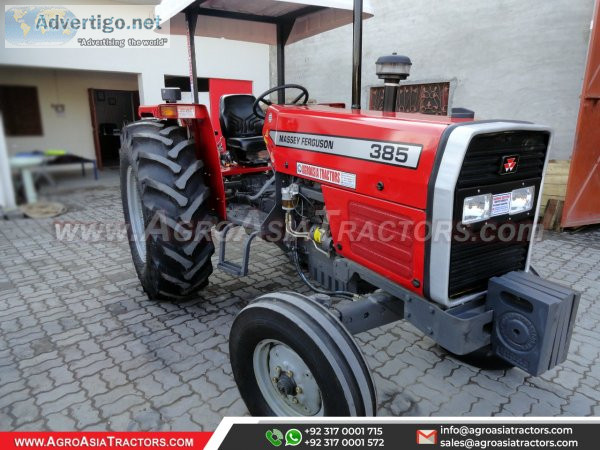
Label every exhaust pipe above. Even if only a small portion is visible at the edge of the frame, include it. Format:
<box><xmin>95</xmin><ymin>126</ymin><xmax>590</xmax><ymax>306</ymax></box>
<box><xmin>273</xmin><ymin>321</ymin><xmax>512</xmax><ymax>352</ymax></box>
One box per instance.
<box><xmin>351</xmin><ymin>0</ymin><xmax>364</xmax><ymax>110</ymax></box>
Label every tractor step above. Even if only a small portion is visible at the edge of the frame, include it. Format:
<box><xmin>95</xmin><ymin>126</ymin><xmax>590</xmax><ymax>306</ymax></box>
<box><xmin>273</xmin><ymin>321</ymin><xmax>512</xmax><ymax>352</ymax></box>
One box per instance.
<box><xmin>216</xmin><ymin>222</ymin><xmax>261</xmax><ymax>277</ymax></box>
<box><xmin>226</xmin><ymin>204</ymin><xmax>268</xmax><ymax>232</ymax></box>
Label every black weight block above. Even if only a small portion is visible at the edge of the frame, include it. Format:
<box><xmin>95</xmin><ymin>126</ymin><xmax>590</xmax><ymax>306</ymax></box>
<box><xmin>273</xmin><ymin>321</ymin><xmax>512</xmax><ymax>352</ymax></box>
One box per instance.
<box><xmin>486</xmin><ymin>271</ymin><xmax>580</xmax><ymax>376</ymax></box>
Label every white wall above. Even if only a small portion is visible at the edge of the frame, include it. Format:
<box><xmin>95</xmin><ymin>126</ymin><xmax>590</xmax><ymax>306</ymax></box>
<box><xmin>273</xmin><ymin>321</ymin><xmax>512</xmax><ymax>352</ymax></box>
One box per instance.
<box><xmin>281</xmin><ymin>0</ymin><xmax>595</xmax><ymax>160</ymax></box>
<box><xmin>0</xmin><ymin>0</ymin><xmax>271</xmax><ymax>160</ymax></box>
<box><xmin>0</xmin><ymin>34</ymin><xmax>271</xmax><ymax>103</ymax></box>
<box><xmin>0</xmin><ymin>68</ymin><xmax>137</xmax><ymax>160</ymax></box>
<box><xmin>0</xmin><ymin>111</ymin><xmax>16</xmax><ymax>209</ymax></box>
<box><xmin>1</xmin><ymin>0</ymin><xmax>270</xmax><ymax>101</ymax></box>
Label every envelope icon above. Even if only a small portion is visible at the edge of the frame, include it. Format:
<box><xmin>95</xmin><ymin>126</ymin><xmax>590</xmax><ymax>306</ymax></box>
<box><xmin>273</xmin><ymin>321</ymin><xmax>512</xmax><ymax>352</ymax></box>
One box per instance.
<box><xmin>416</xmin><ymin>429</ymin><xmax>438</xmax><ymax>445</ymax></box>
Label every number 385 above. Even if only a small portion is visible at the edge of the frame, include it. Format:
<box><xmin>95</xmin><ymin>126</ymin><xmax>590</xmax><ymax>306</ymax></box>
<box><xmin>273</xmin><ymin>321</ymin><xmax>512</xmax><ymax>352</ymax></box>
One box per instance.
<box><xmin>369</xmin><ymin>144</ymin><xmax>409</xmax><ymax>163</ymax></box>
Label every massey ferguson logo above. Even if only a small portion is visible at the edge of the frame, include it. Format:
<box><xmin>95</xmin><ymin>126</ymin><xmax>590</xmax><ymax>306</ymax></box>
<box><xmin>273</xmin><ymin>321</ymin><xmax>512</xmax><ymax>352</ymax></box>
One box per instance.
<box><xmin>500</xmin><ymin>155</ymin><xmax>519</xmax><ymax>174</ymax></box>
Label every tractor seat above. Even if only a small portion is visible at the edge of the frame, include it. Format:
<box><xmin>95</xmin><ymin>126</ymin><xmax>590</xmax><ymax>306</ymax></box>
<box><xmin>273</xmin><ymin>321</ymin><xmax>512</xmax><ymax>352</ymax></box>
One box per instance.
<box><xmin>219</xmin><ymin>94</ymin><xmax>265</xmax><ymax>161</ymax></box>
<box><xmin>226</xmin><ymin>136</ymin><xmax>265</xmax><ymax>153</ymax></box>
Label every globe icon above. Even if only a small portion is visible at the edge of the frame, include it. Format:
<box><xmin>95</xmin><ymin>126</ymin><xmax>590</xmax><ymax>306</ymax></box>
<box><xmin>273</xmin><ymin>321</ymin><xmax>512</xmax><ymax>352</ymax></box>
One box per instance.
<box><xmin>5</xmin><ymin>6</ymin><xmax>78</xmax><ymax>46</ymax></box>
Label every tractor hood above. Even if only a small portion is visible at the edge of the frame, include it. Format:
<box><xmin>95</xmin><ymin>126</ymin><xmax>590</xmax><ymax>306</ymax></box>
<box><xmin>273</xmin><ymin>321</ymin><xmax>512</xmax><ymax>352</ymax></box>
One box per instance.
<box><xmin>155</xmin><ymin>0</ymin><xmax>374</xmax><ymax>45</ymax></box>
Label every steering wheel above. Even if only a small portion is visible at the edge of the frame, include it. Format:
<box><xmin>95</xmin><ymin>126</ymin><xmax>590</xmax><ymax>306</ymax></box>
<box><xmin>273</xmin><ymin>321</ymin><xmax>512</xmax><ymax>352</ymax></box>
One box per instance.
<box><xmin>253</xmin><ymin>84</ymin><xmax>309</xmax><ymax>119</ymax></box>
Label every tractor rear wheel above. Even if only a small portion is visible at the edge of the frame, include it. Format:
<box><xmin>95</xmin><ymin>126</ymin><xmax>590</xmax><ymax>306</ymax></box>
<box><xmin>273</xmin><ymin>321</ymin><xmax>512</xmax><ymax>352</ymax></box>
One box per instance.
<box><xmin>230</xmin><ymin>292</ymin><xmax>377</xmax><ymax>416</ymax></box>
<box><xmin>120</xmin><ymin>119</ymin><xmax>214</xmax><ymax>301</ymax></box>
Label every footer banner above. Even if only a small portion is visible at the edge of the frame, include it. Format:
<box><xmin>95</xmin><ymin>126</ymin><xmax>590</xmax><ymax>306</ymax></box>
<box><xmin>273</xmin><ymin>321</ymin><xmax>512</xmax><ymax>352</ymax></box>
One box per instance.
<box><xmin>2</xmin><ymin>419</ymin><xmax>599</xmax><ymax>450</ymax></box>
<box><xmin>207</xmin><ymin>418</ymin><xmax>600</xmax><ymax>450</ymax></box>
<box><xmin>0</xmin><ymin>432</ymin><xmax>212</xmax><ymax>449</ymax></box>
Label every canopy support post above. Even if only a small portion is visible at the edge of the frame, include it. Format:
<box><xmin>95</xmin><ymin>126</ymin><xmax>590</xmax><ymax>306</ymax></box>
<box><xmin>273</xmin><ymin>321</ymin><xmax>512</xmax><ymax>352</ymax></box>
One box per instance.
<box><xmin>185</xmin><ymin>10</ymin><xmax>199</xmax><ymax>104</ymax></box>
<box><xmin>276</xmin><ymin>24</ymin><xmax>286</xmax><ymax>104</ymax></box>
<box><xmin>276</xmin><ymin>20</ymin><xmax>295</xmax><ymax>104</ymax></box>
<box><xmin>351</xmin><ymin>0</ymin><xmax>363</xmax><ymax>110</ymax></box>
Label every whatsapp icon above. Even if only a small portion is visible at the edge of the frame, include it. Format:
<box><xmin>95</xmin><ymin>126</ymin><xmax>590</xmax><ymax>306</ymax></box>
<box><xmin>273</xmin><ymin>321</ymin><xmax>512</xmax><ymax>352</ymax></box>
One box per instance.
<box><xmin>285</xmin><ymin>429</ymin><xmax>303</xmax><ymax>446</ymax></box>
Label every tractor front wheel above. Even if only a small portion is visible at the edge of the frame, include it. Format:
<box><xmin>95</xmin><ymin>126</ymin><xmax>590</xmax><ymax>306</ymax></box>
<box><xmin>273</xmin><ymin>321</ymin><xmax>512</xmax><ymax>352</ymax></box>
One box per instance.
<box><xmin>120</xmin><ymin>119</ymin><xmax>214</xmax><ymax>301</ymax></box>
<box><xmin>229</xmin><ymin>292</ymin><xmax>377</xmax><ymax>416</ymax></box>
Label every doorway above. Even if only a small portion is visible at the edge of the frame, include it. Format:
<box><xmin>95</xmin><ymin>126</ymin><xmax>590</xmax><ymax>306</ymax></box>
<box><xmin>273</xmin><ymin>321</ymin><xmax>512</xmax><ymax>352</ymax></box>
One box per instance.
<box><xmin>88</xmin><ymin>89</ymin><xmax>139</xmax><ymax>169</ymax></box>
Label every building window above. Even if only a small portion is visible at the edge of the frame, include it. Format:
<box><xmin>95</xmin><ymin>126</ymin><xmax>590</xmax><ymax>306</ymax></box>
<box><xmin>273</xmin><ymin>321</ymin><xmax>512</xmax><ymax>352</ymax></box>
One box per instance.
<box><xmin>0</xmin><ymin>85</ymin><xmax>43</xmax><ymax>136</ymax></box>
<box><xmin>369</xmin><ymin>82</ymin><xmax>450</xmax><ymax>115</ymax></box>
<box><xmin>164</xmin><ymin>76</ymin><xmax>209</xmax><ymax>92</ymax></box>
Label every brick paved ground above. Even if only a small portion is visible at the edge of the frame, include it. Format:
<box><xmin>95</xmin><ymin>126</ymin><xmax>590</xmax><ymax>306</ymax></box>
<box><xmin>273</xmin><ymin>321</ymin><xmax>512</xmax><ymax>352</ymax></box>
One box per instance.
<box><xmin>0</xmin><ymin>186</ymin><xmax>599</xmax><ymax>430</ymax></box>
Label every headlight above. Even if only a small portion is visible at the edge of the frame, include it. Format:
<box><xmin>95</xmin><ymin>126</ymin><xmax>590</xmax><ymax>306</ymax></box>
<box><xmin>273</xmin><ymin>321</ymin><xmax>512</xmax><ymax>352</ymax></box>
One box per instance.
<box><xmin>462</xmin><ymin>194</ymin><xmax>492</xmax><ymax>224</ymax></box>
<box><xmin>510</xmin><ymin>186</ymin><xmax>535</xmax><ymax>215</ymax></box>
<box><xmin>461</xmin><ymin>186</ymin><xmax>536</xmax><ymax>224</ymax></box>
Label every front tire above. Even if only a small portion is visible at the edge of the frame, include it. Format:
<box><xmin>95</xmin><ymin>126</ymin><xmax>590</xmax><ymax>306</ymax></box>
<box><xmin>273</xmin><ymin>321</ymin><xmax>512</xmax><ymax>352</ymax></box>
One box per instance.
<box><xmin>230</xmin><ymin>292</ymin><xmax>377</xmax><ymax>416</ymax></box>
<box><xmin>120</xmin><ymin>119</ymin><xmax>214</xmax><ymax>301</ymax></box>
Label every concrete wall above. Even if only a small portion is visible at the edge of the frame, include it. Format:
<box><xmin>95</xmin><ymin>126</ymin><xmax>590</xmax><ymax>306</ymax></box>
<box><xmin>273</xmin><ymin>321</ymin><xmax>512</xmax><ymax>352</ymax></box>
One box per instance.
<box><xmin>281</xmin><ymin>0</ymin><xmax>595</xmax><ymax>159</ymax></box>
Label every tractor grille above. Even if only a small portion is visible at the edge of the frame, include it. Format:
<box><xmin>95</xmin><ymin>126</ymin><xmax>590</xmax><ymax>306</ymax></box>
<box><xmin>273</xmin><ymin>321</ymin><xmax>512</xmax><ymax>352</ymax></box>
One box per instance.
<box><xmin>448</xmin><ymin>130</ymin><xmax>550</xmax><ymax>298</ymax></box>
<box><xmin>456</xmin><ymin>131</ymin><xmax>549</xmax><ymax>189</ymax></box>
<box><xmin>449</xmin><ymin>237</ymin><xmax>531</xmax><ymax>298</ymax></box>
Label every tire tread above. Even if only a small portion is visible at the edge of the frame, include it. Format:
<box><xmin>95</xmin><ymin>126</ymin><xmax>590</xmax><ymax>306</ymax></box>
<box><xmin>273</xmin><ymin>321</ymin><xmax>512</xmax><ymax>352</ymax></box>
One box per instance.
<box><xmin>120</xmin><ymin>119</ymin><xmax>214</xmax><ymax>301</ymax></box>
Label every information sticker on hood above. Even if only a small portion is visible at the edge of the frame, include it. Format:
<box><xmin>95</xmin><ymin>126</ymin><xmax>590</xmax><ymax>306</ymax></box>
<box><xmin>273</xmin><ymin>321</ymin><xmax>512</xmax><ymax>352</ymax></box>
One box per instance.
<box><xmin>297</xmin><ymin>162</ymin><xmax>356</xmax><ymax>189</ymax></box>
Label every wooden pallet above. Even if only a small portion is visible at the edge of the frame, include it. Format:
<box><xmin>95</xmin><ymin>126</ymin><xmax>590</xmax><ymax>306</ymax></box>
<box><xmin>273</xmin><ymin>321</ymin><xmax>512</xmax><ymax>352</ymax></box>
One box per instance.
<box><xmin>540</xmin><ymin>160</ymin><xmax>570</xmax><ymax>217</ymax></box>
<box><xmin>542</xmin><ymin>198</ymin><xmax>564</xmax><ymax>231</ymax></box>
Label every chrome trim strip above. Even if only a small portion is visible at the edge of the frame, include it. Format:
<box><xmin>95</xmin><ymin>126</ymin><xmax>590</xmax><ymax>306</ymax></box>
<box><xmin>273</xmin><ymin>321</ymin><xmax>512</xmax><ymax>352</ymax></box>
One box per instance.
<box><xmin>525</xmin><ymin>132</ymin><xmax>554</xmax><ymax>272</ymax></box>
<box><xmin>429</xmin><ymin>122</ymin><xmax>553</xmax><ymax>308</ymax></box>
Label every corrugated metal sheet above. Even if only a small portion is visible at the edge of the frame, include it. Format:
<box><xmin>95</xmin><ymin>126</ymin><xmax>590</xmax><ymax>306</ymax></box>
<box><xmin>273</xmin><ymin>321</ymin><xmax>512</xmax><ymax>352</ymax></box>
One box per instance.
<box><xmin>156</xmin><ymin>0</ymin><xmax>374</xmax><ymax>44</ymax></box>
<box><xmin>562</xmin><ymin>0</ymin><xmax>600</xmax><ymax>227</ymax></box>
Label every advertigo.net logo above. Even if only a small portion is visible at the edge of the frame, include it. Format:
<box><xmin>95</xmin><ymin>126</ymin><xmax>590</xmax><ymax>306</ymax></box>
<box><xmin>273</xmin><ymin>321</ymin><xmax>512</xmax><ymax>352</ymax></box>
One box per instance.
<box><xmin>4</xmin><ymin>4</ymin><xmax>170</xmax><ymax>48</ymax></box>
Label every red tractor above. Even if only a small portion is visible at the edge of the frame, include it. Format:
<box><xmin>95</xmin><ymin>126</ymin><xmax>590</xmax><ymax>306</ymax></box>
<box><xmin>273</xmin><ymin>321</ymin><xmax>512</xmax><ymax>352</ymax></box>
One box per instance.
<box><xmin>120</xmin><ymin>0</ymin><xmax>580</xmax><ymax>416</ymax></box>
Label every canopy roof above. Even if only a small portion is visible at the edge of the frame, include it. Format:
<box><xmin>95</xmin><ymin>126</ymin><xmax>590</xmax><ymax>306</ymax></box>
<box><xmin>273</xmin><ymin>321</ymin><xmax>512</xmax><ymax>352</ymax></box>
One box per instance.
<box><xmin>156</xmin><ymin>0</ymin><xmax>374</xmax><ymax>45</ymax></box>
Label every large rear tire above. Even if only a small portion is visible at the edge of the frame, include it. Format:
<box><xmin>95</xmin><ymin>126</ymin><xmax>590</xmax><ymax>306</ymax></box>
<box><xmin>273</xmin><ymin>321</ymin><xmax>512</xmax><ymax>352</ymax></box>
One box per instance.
<box><xmin>230</xmin><ymin>292</ymin><xmax>377</xmax><ymax>416</ymax></box>
<box><xmin>120</xmin><ymin>119</ymin><xmax>214</xmax><ymax>301</ymax></box>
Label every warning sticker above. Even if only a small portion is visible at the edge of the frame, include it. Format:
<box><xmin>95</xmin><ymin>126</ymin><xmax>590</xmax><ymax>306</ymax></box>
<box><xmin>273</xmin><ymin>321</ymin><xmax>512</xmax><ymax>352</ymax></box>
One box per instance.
<box><xmin>491</xmin><ymin>192</ymin><xmax>511</xmax><ymax>216</ymax></box>
<box><xmin>177</xmin><ymin>105</ymin><xmax>195</xmax><ymax>118</ymax></box>
<box><xmin>296</xmin><ymin>162</ymin><xmax>356</xmax><ymax>189</ymax></box>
